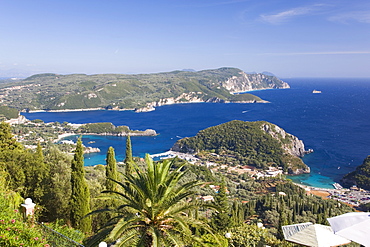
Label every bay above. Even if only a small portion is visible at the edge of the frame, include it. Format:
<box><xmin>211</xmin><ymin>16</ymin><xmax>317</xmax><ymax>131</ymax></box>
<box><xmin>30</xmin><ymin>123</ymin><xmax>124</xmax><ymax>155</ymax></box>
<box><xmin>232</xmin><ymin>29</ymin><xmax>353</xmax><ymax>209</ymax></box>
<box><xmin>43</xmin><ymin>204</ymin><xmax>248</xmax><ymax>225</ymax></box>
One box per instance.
<box><xmin>22</xmin><ymin>78</ymin><xmax>370</xmax><ymax>189</ymax></box>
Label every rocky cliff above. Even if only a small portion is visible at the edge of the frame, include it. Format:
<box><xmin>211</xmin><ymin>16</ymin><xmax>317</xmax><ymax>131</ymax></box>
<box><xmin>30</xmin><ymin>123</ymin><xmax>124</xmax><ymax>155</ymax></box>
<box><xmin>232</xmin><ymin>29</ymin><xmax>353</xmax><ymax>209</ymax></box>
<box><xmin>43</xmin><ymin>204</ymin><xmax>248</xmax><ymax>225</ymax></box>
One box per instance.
<box><xmin>260</xmin><ymin>123</ymin><xmax>305</xmax><ymax>157</ymax></box>
<box><xmin>222</xmin><ymin>72</ymin><xmax>290</xmax><ymax>93</ymax></box>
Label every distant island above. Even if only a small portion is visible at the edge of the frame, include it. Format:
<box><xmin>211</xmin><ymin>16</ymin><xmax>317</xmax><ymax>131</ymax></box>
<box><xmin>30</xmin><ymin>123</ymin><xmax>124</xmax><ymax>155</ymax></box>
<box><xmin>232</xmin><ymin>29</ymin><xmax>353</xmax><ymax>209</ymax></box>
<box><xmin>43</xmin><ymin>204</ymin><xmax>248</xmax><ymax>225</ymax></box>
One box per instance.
<box><xmin>0</xmin><ymin>67</ymin><xmax>289</xmax><ymax>112</ymax></box>
<box><xmin>171</xmin><ymin>120</ymin><xmax>310</xmax><ymax>175</ymax></box>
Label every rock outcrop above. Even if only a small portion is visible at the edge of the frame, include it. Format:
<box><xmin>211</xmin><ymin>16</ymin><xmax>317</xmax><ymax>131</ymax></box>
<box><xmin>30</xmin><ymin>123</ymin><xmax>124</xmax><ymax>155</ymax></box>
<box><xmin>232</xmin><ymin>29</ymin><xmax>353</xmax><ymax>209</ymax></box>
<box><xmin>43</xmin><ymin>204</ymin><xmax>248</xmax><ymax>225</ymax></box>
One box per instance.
<box><xmin>260</xmin><ymin>123</ymin><xmax>306</xmax><ymax>157</ymax></box>
<box><xmin>222</xmin><ymin>72</ymin><xmax>290</xmax><ymax>93</ymax></box>
<box><xmin>135</xmin><ymin>92</ymin><xmax>204</xmax><ymax>112</ymax></box>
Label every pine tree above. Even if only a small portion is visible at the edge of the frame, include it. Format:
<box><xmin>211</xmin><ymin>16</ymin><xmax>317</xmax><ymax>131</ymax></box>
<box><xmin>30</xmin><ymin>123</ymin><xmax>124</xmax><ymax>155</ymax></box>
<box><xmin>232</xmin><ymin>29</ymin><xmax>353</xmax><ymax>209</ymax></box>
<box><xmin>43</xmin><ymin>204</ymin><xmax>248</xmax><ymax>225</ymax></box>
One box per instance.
<box><xmin>70</xmin><ymin>138</ymin><xmax>91</xmax><ymax>233</ymax></box>
<box><xmin>123</xmin><ymin>135</ymin><xmax>133</xmax><ymax>176</ymax></box>
<box><xmin>105</xmin><ymin>146</ymin><xmax>118</xmax><ymax>192</ymax></box>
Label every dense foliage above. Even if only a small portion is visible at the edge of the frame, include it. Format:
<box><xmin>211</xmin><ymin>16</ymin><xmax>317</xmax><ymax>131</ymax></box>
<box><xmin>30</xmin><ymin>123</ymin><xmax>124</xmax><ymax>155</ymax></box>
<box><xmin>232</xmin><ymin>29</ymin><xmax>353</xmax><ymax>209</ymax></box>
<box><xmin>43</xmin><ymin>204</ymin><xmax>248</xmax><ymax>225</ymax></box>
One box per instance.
<box><xmin>0</xmin><ymin>106</ymin><xmax>19</xmax><ymax>120</ymax></box>
<box><xmin>342</xmin><ymin>155</ymin><xmax>370</xmax><ymax>190</ymax></box>
<box><xmin>105</xmin><ymin>147</ymin><xmax>118</xmax><ymax>192</ymax></box>
<box><xmin>77</xmin><ymin>122</ymin><xmax>129</xmax><ymax>134</ymax></box>
<box><xmin>0</xmin><ymin>120</ymin><xmax>362</xmax><ymax>246</ymax></box>
<box><xmin>0</xmin><ymin>68</ymin><xmax>287</xmax><ymax>110</ymax></box>
<box><xmin>70</xmin><ymin>138</ymin><xmax>92</xmax><ymax>233</ymax></box>
<box><xmin>173</xmin><ymin>120</ymin><xmax>307</xmax><ymax>172</ymax></box>
<box><xmin>86</xmin><ymin>155</ymin><xmax>217</xmax><ymax>247</ymax></box>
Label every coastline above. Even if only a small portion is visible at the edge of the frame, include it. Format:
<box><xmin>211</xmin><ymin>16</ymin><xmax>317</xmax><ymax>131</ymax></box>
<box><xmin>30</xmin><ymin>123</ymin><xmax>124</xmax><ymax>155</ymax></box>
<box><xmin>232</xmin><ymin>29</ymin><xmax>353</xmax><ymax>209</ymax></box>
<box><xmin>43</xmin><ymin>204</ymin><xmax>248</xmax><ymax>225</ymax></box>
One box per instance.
<box><xmin>293</xmin><ymin>182</ymin><xmax>338</xmax><ymax>193</ymax></box>
<box><xmin>26</xmin><ymin>99</ymin><xmax>270</xmax><ymax>113</ymax></box>
<box><xmin>54</xmin><ymin>130</ymin><xmax>157</xmax><ymax>143</ymax></box>
<box><xmin>54</xmin><ymin>133</ymin><xmax>77</xmax><ymax>143</ymax></box>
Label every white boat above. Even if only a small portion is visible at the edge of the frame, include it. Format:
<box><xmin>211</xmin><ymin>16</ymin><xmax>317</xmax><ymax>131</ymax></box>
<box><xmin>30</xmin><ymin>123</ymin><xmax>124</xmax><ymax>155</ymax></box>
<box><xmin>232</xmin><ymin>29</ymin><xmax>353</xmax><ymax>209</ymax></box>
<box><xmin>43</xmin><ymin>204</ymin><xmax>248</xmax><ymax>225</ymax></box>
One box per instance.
<box><xmin>312</xmin><ymin>90</ymin><xmax>322</xmax><ymax>93</ymax></box>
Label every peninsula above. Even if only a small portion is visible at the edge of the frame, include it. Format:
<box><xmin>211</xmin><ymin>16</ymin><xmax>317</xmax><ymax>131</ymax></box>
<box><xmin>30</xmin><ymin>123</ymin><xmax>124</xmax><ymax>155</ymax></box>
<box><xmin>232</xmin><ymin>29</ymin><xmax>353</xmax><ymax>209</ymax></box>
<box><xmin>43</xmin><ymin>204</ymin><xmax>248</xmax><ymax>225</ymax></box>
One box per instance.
<box><xmin>8</xmin><ymin>117</ymin><xmax>157</xmax><ymax>149</ymax></box>
<box><xmin>171</xmin><ymin>120</ymin><xmax>310</xmax><ymax>175</ymax></box>
<box><xmin>0</xmin><ymin>67</ymin><xmax>289</xmax><ymax>112</ymax></box>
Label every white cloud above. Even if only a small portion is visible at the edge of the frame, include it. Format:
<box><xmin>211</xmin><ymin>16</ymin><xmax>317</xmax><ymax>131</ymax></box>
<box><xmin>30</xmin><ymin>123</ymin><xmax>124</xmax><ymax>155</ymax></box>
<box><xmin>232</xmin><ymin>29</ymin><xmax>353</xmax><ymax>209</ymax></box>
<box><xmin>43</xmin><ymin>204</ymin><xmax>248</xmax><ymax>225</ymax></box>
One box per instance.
<box><xmin>260</xmin><ymin>4</ymin><xmax>327</xmax><ymax>24</ymax></box>
<box><xmin>329</xmin><ymin>11</ymin><xmax>370</xmax><ymax>24</ymax></box>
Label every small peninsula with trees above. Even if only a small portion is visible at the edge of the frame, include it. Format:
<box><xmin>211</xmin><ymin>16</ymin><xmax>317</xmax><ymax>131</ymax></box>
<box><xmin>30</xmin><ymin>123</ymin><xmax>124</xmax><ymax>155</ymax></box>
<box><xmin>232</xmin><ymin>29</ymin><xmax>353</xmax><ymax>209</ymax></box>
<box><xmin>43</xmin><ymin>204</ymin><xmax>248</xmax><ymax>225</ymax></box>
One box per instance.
<box><xmin>172</xmin><ymin>120</ymin><xmax>310</xmax><ymax>175</ymax></box>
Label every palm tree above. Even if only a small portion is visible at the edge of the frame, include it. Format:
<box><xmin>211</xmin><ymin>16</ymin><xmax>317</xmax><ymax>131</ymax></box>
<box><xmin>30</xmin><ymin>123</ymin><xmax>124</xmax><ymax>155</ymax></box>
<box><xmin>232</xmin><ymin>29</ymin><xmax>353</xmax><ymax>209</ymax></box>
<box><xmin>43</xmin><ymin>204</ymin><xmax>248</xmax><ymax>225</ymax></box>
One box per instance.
<box><xmin>86</xmin><ymin>154</ymin><xmax>216</xmax><ymax>247</ymax></box>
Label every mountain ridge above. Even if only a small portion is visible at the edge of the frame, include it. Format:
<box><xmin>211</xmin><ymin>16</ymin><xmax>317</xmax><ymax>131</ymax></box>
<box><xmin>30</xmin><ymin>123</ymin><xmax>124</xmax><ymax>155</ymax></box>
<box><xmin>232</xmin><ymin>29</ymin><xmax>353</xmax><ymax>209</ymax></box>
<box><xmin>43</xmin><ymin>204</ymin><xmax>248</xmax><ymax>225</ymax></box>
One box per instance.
<box><xmin>0</xmin><ymin>67</ymin><xmax>289</xmax><ymax>112</ymax></box>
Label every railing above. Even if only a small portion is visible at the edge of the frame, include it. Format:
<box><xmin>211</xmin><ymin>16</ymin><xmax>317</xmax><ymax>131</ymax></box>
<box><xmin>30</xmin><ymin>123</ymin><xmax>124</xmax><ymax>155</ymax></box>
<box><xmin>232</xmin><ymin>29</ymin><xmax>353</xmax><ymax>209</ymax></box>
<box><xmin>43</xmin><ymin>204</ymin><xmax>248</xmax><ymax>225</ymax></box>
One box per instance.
<box><xmin>38</xmin><ymin>222</ymin><xmax>85</xmax><ymax>247</ymax></box>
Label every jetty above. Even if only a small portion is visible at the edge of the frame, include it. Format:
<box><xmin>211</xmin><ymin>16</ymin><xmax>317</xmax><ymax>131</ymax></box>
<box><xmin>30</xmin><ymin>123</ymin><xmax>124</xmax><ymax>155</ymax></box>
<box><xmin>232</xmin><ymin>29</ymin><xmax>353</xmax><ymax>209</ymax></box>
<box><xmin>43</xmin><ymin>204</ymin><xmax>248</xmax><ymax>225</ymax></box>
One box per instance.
<box><xmin>150</xmin><ymin>151</ymin><xmax>199</xmax><ymax>163</ymax></box>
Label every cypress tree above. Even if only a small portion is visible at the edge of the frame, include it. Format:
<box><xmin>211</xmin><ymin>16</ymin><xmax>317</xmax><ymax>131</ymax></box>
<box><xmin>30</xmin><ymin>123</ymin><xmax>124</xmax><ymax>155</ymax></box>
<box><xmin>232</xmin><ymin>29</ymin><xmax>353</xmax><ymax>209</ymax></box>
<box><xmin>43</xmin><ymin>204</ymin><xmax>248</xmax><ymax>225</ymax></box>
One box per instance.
<box><xmin>211</xmin><ymin>178</ymin><xmax>231</xmax><ymax>232</ymax></box>
<box><xmin>230</xmin><ymin>200</ymin><xmax>244</xmax><ymax>226</ymax></box>
<box><xmin>70</xmin><ymin>138</ymin><xmax>91</xmax><ymax>233</ymax></box>
<box><xmin>123</xmin><ymin>135</ymin><xmax>133</xmax><ymax>176</ymax></box>
<box><xmin>106</xmin><ymin>146</ymin><xmax>118</xmax><ymax>192</ymax></box>
<box><xmin>277</xmin><ymin>211</ymin><xmax>288</xmax><ymax>239</ymax></box>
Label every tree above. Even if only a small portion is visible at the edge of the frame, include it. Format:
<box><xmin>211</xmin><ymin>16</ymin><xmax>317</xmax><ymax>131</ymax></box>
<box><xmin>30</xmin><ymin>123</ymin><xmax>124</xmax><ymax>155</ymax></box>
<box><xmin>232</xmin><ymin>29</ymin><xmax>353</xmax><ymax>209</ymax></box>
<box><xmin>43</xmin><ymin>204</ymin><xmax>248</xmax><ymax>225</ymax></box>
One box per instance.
<box><xmin>211</xmin><ymin>178</ymin><xmax>231</xmax><ymax>232</ymax></box>
<box><xmin>86</xmin><ymin>155</ymin><xmax>217</xmax><ymax>247</ymax></box>
<box><xmin>106</xmin><ymin>146</ymin><xmax>118</xmax><ymax>192</ymax></box>
<box><xmin>43</xmin><ymin>146</ymin><xmax>72</xmax><ymax>222</ymax></box>
<box><xmin>226</xmin><ymin>224</ymin><xmax>283</xmax><ymax>247</ymax></box>
<box><xmin>0</xmin><ymin>122</ymin><xmax>26</xmax><ymax>193</ymax></box>
<box><xmin>0</xmin><ymin>121</ymin><xmax>22</xmax><ymax>151</ymax></box>
<box><xmin>23</xmin><ymin>142</ymin><xmax>49</xmax><ymax>205</ymax></box>
<box><xmin>70</xmin><ymin>138</ymin><xmax>91</xmax><ymax>233</ymax></box>
<box><xmin>123</xmin><ymin>135</ymin><xmax>133</xmax><ymax>176</ymax></box>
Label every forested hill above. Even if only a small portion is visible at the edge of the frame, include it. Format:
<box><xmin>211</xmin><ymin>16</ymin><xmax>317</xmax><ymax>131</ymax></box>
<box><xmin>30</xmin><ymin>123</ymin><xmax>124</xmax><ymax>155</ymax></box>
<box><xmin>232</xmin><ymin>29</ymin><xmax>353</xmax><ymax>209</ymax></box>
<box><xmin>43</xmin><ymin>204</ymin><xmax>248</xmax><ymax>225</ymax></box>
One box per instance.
<box><xmin>0</xmin><ymin>67</ymin><xmax>289</xmax><ymax>111</ymax></box>
<box><xmin>342</xmin><ymin>155</ymin><xmax>370</xmax><ymax>190</ymax></box>
<box><xmin>172</xmin><ymin>120</ymin><xmax>310</xmax><ymax>175</ymax></box>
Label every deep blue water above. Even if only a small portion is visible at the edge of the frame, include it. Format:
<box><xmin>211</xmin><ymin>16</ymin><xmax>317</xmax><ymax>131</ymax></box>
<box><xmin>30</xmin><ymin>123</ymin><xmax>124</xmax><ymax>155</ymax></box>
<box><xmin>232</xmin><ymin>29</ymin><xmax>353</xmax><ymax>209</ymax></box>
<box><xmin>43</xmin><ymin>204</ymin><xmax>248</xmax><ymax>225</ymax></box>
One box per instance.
<box><xmin>22</xmin><ymin>78</ymin><xmax>370</xmax><ymax>189</ymax></box>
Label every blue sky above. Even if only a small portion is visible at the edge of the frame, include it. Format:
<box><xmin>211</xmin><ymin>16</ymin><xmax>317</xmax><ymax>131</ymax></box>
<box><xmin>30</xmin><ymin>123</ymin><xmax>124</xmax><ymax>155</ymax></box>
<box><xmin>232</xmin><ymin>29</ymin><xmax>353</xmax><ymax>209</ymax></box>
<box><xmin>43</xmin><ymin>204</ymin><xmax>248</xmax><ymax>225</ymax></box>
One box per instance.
<box><xmin>1</xmin><ymin>0</ymin><xmax>370</xmax><ymax>77</ymax></box>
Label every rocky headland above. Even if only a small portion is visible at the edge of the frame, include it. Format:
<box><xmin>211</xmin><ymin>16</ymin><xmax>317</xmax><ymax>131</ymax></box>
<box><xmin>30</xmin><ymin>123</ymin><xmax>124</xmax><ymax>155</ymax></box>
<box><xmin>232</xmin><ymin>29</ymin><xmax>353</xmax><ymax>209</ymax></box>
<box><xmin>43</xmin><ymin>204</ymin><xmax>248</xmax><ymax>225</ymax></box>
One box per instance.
<box><xmin>171</xmin><ymin>120</ymin><xmax>310</xmax><ymax>175</ymax></box>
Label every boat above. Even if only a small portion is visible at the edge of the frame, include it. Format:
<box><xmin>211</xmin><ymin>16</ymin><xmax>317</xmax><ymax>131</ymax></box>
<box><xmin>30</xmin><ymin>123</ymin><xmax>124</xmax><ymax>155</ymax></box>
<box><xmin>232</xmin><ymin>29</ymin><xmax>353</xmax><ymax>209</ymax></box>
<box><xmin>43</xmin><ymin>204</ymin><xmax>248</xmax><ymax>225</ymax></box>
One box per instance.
<box><xmin>312</xmin><ymin>90</ymin><xmax>322</xmax><ymax>94</ymax></box>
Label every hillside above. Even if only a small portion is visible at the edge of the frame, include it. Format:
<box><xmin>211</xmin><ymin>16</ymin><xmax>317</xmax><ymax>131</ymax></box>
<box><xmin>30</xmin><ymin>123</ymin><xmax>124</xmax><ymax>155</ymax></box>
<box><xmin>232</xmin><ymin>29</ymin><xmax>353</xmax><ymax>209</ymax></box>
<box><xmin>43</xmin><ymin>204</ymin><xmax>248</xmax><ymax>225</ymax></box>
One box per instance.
<box><xmin>342</xmin><ymin>155</ymin><xmax>370</xmax><ymax>190</ymax></box>
<box><xmin>0</xmin><ymin>105</ymin><xmax>19</xmax><ymax>120</ymax></box>
<box><xmin>171</xmin><ymin>120</ymin><xmax>310</xmax><ymax>175</ymax></box>
<box><xmin>0</xmin><ymin>67</ymin><xmax>289</xmax><ymax>111</ymax></box>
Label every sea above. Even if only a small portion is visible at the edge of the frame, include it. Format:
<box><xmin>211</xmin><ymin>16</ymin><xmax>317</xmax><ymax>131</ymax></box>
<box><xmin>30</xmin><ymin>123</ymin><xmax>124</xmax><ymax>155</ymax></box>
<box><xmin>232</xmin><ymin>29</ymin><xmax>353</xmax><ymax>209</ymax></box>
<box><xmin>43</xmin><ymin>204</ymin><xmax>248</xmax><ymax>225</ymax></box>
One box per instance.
<box><xmin>22</xmin><ymin>78</ymin><xmax>370</xmax><ymax>189</ymax></box>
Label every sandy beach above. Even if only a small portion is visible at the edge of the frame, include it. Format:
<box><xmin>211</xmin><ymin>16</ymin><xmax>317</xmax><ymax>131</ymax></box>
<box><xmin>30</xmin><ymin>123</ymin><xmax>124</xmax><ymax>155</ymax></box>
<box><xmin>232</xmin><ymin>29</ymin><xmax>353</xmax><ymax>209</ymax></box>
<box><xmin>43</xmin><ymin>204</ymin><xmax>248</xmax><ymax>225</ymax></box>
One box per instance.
<box><xmin>53</xmin><ymin>133</ymin><xmax>77</xmax><ymax>143</ymax></box>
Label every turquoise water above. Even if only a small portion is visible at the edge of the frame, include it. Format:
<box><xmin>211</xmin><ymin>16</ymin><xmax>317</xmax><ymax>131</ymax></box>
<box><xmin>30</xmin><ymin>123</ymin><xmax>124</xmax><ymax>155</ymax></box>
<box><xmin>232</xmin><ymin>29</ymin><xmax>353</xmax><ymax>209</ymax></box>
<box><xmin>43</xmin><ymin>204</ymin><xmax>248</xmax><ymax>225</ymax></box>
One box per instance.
<box><xmin>23</xmin><ymin>78</ymin><xmax>370</xmax><ymax>189</ymax></box>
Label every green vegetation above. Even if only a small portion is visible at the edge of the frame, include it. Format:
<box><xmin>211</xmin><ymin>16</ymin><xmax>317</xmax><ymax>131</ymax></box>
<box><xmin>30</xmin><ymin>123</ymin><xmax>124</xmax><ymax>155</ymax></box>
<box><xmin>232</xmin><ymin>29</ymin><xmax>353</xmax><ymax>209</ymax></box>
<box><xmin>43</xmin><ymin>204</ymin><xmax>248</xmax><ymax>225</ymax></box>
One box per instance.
<box><xmin>11</xmin><ymin>120</ymin><xmax>156</xmax><ymax>149</ymax></box>
<box><xmin>173</xmin><ymin>120</ymin><xmax>308</xmax><ymax>173</ymax></box>
<box><xmin>0</xmin><ymin>68</ymin><xmax>287</xmax><ymax>111</ymax></box>
<box><xmin>0</xmin><ymin>120</ymin><xmax>360</xmax><ymax>246</ymax></box>
<box><xmin>86</xmin><ymin>155</ymin><xmax>217</xmax><ymax>247</ymax></box>
<box><xmin>77</xmin><ymin>122</ymin><xmax>129</xmax><ymax>135</ymax></box>
<box><xmin>342</xmin><ymin>155</ymin><xmax>370</xmax><ymax>190</ymax></box>
<box><xmin>123</xmin><ymin>135</ymin><xmax>134</xmax><ymax>176</ymax></box>
<box><xmin>0</xmin><ymin>106</ymin><xmax>19</xmax><ymax>120</ymax></box>
<box><xmin>105</xmin><ymin>147</ymin><xmax>118</xmax><ymax>192</ymax></box>
<box><xmin>211</xmin><ymin>178</ymin><xmax>231</xmax><ymax>232</ymax></box>
<box><xmin>70</xmin><ymin>138</ymin><xmax>92</xmax><ymax>233</ymax></box>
